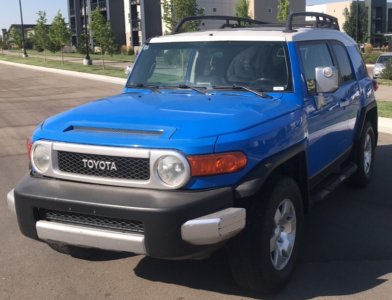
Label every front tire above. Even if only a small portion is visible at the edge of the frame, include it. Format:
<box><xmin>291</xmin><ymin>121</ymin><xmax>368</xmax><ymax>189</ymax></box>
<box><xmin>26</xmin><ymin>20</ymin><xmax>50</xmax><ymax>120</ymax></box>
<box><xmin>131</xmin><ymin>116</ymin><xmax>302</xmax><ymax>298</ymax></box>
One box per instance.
<box><xmin>350</xmin><ymin>121</ymin><xmax>375</xmax><ymax>187</ymax></box>
<box><xmin>48</xmin><ymin>243</ymin><xmax>99</xmax><ymax>259</ymax></box>
<box><xmin>227</xmin><ymin>176</ymin><xmax>304</xmax><ymax>294</ymax></box>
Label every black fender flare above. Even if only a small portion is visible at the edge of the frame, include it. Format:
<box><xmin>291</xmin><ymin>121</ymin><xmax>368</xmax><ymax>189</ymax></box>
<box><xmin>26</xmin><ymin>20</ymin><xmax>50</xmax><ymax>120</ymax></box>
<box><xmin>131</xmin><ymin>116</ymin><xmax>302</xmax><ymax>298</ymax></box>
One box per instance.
<box><xmin>354</xmin><ymin>101</ymin><xmax>378</xmax><ymax>145</ymax></box>
<box><xmin>234</xmin><ymin>141</ymin><xmax>308</xmax><ymax>201</ymax></box>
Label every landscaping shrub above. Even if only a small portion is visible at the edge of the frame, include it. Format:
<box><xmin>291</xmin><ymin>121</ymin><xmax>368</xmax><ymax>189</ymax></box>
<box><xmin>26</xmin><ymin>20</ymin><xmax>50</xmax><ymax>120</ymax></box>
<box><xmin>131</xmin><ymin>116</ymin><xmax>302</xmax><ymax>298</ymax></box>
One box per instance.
<box><xmin>364</xmin><ymin>44</ymin><xmax>373</xmax><ymax>54</ymax></box>
<box><xmin>362</xmin><ymin>51</ymin><xmax>381</xmax><ymax>64</ymax></box>
<box><xmin>121</xmin><ymin>45</ymin><xmax>134</xmax><ymax>55</ymax></box>
<box><xmin>381</xmin><ymin>59</ymin><xmax>392</xmax><ymax>80</ymax></box>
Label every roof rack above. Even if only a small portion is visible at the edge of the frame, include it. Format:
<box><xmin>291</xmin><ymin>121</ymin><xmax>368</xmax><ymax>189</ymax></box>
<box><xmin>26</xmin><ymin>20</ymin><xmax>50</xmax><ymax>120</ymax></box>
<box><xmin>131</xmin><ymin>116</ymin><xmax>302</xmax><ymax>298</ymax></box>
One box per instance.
<box><xmin>284</xmin><ymin>12</ymin><xmax>340</xmax><ymax>32</ymax></box>
<box><xmin>171</xmin><ymin>12</ymin><xmax>340</xmax><ymax>34</ymax></box>
<box><xmin>171</xmin><ymin>16</ymin><xmax>267</xmax><ymax>34</ymax></box>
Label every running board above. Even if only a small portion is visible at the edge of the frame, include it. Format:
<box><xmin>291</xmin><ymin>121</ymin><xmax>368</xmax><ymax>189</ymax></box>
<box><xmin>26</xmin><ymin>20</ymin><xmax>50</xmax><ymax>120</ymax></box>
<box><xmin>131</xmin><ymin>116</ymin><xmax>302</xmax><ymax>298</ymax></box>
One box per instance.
<box><xmin>311</xmin><ymin>163</ymin><xmax>357</xmax><ymax>203</ymax></box>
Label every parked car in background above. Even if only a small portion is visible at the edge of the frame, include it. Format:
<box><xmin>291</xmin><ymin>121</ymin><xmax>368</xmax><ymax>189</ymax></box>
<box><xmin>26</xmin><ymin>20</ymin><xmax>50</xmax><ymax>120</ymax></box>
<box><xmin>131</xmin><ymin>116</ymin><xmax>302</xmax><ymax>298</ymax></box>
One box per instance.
<box><xmin>373</xmin><ymin>53</ymin><xmax>392</xmax><ymax>79</ymax></box>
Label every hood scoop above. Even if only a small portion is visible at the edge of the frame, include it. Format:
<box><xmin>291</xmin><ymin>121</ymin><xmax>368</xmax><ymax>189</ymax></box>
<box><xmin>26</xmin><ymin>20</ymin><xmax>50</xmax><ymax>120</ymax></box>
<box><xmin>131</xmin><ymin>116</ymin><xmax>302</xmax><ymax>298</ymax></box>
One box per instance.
<box><xmin>65</xmin><ymin>126</ymin><xmax>163</xmax><ymax>136</ymax></box>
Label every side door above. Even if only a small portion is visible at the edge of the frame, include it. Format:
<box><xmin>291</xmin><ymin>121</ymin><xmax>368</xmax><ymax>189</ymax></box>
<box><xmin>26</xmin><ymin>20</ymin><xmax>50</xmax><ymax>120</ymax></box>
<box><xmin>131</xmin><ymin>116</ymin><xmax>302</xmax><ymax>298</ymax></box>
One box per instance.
<box><xmin>329</xmin><ymin>41</ymin><xmax>360</xmax><ymax>144</ymax></box>
<box><xmin>298</xmin><ymin>41</ymin><xmax>350</xmax><ymax>180</ymax></box>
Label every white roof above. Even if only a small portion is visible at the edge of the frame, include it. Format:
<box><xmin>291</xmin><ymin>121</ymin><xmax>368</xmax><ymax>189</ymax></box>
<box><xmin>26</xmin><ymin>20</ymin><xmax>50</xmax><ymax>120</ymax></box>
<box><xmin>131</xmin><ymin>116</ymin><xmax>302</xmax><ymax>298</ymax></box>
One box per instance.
<box><xmin>150</xmin><ymin>27</ymin><xmax>356</xmax><ymax>46</ymax></box>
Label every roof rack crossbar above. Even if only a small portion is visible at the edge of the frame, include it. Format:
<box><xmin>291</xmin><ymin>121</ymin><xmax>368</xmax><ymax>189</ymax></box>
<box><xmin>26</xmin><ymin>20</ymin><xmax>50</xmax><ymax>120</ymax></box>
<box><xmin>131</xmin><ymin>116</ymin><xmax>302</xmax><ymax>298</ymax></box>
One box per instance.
<box><xmin>171</xmin><ymin>15</ymin><xmax>267</xmax><ymax>34</ymax></box>
<box><xmin>284</xmin><ymin>12</ymin><xmax>340</xmax><ymax>32</ymax></box>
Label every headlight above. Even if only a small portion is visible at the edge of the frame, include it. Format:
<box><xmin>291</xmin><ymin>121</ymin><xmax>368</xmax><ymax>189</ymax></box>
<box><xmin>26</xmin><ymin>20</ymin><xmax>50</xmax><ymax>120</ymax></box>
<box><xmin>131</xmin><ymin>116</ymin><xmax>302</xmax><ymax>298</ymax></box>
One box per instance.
<box><xmin>156</xmin><ymin>155</ymin><xmax>187</xmax><ymax>187</ymax></box>
<box><xmin>32</xmin><ymin>144</ymin><xmax>50</xmax><ymax>172</ymax></box>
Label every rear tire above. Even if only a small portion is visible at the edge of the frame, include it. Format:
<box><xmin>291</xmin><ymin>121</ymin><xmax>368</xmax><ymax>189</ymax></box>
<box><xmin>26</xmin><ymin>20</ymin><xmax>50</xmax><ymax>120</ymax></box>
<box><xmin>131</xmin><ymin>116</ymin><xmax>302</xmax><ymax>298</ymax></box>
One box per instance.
<box><xmin>227</xmin><ymin>176</ymin><xmax>304</xmax><ymax>294</ymax></box>
<box><xmin>48</xmin><ymin>243</ymin><xmax>99</xmax><ymax>259</ymax></box>
<box><xmin>349</xmin><ymin>121</ymin><xmax>375</xmax><ymax>187</ymax></box>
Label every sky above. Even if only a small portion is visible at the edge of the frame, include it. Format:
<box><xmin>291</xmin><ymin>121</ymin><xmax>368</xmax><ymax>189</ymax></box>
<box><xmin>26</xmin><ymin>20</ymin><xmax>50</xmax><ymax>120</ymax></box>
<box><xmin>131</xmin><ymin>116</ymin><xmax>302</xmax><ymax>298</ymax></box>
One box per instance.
<box><xmin>0</xmin><ymin>0</ymin><xmax>68</xmax><ymax>30</ymax></box>
<box><xmin>0</xmin><ymin>0</ymin><xmax>367</xmax><ymax>31</ymax></box>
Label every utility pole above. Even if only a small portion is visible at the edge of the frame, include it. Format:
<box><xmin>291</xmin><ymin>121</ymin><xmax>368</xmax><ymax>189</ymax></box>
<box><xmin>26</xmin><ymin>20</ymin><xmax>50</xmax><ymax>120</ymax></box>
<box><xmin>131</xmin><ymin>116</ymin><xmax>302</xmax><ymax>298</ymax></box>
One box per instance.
<box><xmin>356</xmin><ymin>0</ymin><xmax>359</xmax><ymax>43</ymax></box>
<box><xmin>83</xmin><ymin>0</ymin><xmax>92</xmax><ymax>65</ymax></box>
<box><xmin>18</xmin><ymin>0</ymin><xmax>28</xmax><ymax>57</ymax></box>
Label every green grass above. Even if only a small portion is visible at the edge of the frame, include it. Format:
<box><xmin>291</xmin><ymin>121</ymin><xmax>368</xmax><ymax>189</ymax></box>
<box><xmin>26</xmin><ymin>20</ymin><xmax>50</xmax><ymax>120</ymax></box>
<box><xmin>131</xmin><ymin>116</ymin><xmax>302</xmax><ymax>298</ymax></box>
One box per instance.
<box><xmin>378</xmin><ymin>101</ymin><xmax>392</xmax><ymax>118</ymax></box>
<box><xmin>9</xmin><ymin>49</ymin><xmax>137</xmax><ymax>63</ymax></box>
<box><xmin>0</xmin><ymin>54</ymin><xmax>128</xmax><ymax>79</ymax></box>
<box><xmin>377</xmin><ymin>79</ymin><xmax>392</xmax><ymax>86</ymax></box>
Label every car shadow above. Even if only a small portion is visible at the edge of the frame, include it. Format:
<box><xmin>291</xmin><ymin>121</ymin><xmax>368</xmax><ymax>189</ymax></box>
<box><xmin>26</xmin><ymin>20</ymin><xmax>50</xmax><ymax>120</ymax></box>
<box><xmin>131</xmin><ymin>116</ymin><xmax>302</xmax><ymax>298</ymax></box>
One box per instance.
<box><xmin>117</xmin><ymin>142</ymin><xmax>392</xmax><ymax>299</ymax></box>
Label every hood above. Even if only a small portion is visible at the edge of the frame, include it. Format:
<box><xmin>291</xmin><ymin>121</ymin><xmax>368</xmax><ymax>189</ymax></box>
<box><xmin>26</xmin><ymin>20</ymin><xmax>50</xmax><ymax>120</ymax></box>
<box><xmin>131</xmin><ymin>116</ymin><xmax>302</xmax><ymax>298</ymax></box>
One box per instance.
<box><xmin>34</xmin><ymin>91</ymin><xmax>301</xmax><ymax>150</ymax></box>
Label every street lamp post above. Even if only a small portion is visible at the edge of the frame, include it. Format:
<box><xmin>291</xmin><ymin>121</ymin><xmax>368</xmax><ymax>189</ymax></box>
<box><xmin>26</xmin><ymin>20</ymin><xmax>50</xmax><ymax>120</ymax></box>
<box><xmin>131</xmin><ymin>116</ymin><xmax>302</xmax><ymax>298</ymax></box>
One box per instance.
<box><xmin>83</xmin><ymin>0</ymin><xmax>92</xmax><ymax>65</ymax></box>
<box><xmin>18</xmin><ymin>0</ymin><xmax>28</xmax><ymax>57</ymax></box>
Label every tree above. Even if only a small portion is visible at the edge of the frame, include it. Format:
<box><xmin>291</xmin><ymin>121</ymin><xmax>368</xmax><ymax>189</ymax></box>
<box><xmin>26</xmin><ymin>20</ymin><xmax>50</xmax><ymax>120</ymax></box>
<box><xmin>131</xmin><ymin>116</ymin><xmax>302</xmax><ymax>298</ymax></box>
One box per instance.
<box><xmin>89</xmin><ymin>8</ymin><xmax>116</xmax><ymax>70</ymax></box>
<box><xmin>343</xmin><ymin>2</ymin><xmax>368</xmax><ymax>43</ymax></box>
<box><xmin>162</xmin><ymin>0</ymin><xmax>204</xmax><ymax>33</ymax></box>
<box><xmin>235</xmin><ymin>0</ymin><xmax>253</xmax><ymax>19</ymax></box>
<box><xmin>0</xmin><ymin>35</ymin><xmax>5</xmax><ymax>55</ymax></box>
<box><xmin>31</xmin><ymin>11</ymin><xmax>49</xmax><ymax>62</ymax></box>
<box><xmin>9</xmin><ymin>28</ymin><xmax>23</xmax><ymax>58</ymax></box>
<box><xmin>277</xmin><ymin>0</ymin><xmax>291</xmax><ymax>22</ymax></box>
<box><xmin>49</xmin><ymin>11</ymin><xmax>71</xmax><ymax>64</ymax></box>
<box><xmin>75</xmin><ymin>33</ymin><xmax>92</xmax><ymax>55</ymax></box>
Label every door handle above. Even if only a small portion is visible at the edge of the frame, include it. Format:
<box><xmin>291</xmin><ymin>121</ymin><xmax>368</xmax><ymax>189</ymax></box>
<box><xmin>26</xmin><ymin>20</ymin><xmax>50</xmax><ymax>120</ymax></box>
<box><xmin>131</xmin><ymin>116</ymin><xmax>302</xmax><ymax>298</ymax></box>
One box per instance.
<box><xmin>340</xmin><ymin>99</ymin><xmax>349</xmax><ymax>108</ymax></box>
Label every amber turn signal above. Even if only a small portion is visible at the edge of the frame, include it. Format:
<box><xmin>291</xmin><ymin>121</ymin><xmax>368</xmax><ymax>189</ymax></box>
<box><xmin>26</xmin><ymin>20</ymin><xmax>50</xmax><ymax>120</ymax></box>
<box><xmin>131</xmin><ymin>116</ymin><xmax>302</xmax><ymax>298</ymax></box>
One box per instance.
<box><xmin>27</xmin><ymin>137</ymin><xmax>33</xmax><ymax>160</ymax></box>
<box><xmin>188</xmin><ymin>152</ymin><xmax>247</xmax><ymax>177</ymax></box>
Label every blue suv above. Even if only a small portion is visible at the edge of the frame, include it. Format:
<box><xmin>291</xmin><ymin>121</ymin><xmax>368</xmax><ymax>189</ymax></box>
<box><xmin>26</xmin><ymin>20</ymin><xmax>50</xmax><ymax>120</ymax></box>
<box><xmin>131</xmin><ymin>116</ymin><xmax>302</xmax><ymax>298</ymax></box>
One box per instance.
<box><xmin>7</xmin><ymin>13</ymin><xmax>378</xmax><ymax>294</ymax></box>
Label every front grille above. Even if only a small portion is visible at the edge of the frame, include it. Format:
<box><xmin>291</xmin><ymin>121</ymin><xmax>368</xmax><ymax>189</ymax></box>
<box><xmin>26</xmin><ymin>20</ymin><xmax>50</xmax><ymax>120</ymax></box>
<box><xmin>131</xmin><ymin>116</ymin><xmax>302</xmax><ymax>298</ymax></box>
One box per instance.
<box><xmin>40</xmin><ymin>209</ymin><xmax>144</xmax><ymax>234</ymax></box>
<box><xmin>57</xmin><ymin>151</ymin><xmax>150</xmax><ymax>180</ymax></box>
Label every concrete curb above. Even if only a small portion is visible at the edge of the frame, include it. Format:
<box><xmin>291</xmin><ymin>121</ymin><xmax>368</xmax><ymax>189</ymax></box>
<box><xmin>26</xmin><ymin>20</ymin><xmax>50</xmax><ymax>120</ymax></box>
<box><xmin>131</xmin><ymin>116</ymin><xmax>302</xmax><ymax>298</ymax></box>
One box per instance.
<box><xmin>0</xmin><ymin>60</ymin><xmax>127</xmax><ymax>86</ymax></box>
<box><xmin>366</xmin><ymin>64</ymin><xmax>375</xmax><ymax>68</ymax></box>
<box><xmin>379</xmin><ymin>117</ymin><xmax>392</xmax><ymax>135</ymax></box>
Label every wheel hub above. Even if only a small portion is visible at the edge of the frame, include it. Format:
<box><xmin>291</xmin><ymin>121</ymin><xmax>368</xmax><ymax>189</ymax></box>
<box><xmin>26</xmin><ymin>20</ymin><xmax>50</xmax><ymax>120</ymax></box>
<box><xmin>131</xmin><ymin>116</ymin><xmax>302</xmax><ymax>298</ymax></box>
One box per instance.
<box><xmin>270</xmin><ymin>199</ymin><xmax>296</xmax><ymax>270</ymax></box>
<box><xmin>364</xmin><ymin>132</ymin><xmax>372</xmax><ymax>175</ymax></box>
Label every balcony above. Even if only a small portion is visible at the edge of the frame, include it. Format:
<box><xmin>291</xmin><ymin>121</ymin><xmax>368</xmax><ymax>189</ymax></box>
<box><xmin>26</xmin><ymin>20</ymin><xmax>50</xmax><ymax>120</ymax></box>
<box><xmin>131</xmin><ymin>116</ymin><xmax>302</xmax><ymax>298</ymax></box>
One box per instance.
<box><xmin>131</xmin><ymin>19</ymin><xmax>141</xmax><ymax>31</ymax></box>
<box><xmin>91</xmin><ymin>1</ymin><xmax>107</xmax><ymax>11</ymax></box>
<box><xmin>70</xmin><ymin>8</ymin><xmax>75</xmax><ymax>16</ymax></box>
<box><xmin>131</xmin><ymin>0</ymin><xmax>140</xmax><ymax>5</ymax></box>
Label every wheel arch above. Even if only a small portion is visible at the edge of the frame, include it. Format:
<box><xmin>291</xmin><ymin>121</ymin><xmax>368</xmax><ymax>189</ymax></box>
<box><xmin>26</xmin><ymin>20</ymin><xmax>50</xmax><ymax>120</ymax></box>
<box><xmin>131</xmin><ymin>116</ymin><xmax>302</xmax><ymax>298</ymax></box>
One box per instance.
<box><xmin>355</xmin><ymin>101</ymin><xmax>378</xmax><ymax>147</ymax></box>
<box><xmin>234</xmin><ymin>142</ymin><xmax>310</xmax><ymax>214</ymax></box>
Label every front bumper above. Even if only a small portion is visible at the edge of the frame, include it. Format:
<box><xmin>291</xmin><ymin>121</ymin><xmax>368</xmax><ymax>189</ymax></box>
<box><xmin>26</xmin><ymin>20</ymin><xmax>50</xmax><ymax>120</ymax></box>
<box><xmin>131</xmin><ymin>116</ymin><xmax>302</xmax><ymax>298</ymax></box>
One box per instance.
<box><xmin>10</xmin><ymin>174</ymin><xmax>245</xmax><ymax>259</ymax></box>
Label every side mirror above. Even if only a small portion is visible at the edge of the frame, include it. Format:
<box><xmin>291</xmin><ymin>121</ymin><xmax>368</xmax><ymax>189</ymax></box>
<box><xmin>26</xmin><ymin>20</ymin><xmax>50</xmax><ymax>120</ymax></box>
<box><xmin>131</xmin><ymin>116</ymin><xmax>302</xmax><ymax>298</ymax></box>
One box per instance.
<box><xmin>125</xmin><ymin>66</ymin><xmax>133</xmax><ymax>75</ymax></box>
<box><xmin>314</xmin><ymin>66</ymin><xmax>339</xmax><ymax>110</ymax></box>
<box><xmin>315</xmin><ymin>66</ymin><xmax>338</xmax><ymax>94</ymax></box>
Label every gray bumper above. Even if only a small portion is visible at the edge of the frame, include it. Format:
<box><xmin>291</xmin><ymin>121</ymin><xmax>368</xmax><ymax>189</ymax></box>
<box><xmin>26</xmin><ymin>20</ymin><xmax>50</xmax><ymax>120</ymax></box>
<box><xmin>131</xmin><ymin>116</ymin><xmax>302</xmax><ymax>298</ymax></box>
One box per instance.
<box><xmin>7</xmin><ymin>189</ymin><xmax>16</xmax><ymax>215</ymax></box>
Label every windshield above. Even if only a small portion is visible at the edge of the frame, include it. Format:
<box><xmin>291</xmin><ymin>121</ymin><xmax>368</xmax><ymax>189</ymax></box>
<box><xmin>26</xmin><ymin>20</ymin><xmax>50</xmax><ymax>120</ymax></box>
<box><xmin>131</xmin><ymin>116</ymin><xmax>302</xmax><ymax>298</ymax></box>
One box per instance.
<box><xmin>128</xmin><ymin>41</ymin><xmax>292</xmax><ymax>92</ymax></box>
<box><xmin>377</xmin><ymin>56</ymin><xmax>392</xmax><ymax>64</ymax></box>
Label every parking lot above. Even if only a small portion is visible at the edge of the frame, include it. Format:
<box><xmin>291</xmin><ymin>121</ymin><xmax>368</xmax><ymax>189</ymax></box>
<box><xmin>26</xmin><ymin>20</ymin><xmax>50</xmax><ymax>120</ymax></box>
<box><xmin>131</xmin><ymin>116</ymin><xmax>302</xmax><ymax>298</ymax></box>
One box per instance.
<box><xmin>2</xmin><ymin>63</ymin><xmax>392</xmax><ymax>300</ymax></box>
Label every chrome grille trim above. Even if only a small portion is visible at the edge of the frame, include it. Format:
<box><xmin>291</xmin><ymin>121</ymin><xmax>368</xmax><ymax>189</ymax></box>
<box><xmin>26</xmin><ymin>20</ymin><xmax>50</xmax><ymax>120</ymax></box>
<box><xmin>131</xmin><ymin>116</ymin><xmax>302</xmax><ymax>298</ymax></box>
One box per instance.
<box><xmin>31</xmin><ymin>141</ymin><xmax>191</xmax><ymax>190</ymax></box>
<box><xmin>72</xmin><ymin>126</ymin><xmax>163</xmax><ymax>136</ymax></box>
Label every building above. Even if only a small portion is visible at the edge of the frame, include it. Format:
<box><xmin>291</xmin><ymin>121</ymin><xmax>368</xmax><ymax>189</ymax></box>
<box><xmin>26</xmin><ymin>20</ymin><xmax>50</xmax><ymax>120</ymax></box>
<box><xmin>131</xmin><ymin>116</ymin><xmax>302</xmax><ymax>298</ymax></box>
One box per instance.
<box><xmin>2</xmin><ymin>24</ymin><xmax>45</xmax><ymax>49</ymax></box>
<box><xmin>67</xmin><ymin>0</ymin><xmax>126</xmax><ymax>47</ymax></box>
<box><xmin>306</xmin><ymin>0</ymin><xmax>392</xmax><ymax>46</ymax></box>
<box><xmin>123</xmin><ymin>0</ymin><xmax>306</xmax><ymax>50</ymax></box>
<box><xmin>124</xmin><ymin>0</ymin><xmax>162</xmax><ymax>49</ymax></box>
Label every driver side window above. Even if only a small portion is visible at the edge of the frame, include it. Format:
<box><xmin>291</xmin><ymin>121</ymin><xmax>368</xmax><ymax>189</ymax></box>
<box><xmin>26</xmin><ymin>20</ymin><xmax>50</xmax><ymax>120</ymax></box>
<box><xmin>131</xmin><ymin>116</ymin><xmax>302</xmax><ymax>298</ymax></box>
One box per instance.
<box><xmin>299</xmin><ymin>43</ymin><xmax>334</xmax><ymax>94</ymax></box>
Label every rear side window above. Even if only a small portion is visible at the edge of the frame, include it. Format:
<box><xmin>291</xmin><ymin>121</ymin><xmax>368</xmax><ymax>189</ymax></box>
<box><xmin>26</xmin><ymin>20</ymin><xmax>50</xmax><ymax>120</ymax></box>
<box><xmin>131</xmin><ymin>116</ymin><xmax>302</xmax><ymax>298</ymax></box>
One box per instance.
<box><xmin>299</xmin><ymin>43</ymin><xmax>334</xmax><ymax>93</ymax></box>
<box><xmin>331</xmin><ymin>44</ymin><xmax>354</xmax><ymax>84</ymax></box>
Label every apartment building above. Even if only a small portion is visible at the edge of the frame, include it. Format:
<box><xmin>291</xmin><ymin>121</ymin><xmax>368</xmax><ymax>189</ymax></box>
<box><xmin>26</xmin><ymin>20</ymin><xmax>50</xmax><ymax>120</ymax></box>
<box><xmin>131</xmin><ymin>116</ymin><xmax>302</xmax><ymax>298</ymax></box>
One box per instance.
<box><xmin>306</xmin><ymin>0</ymin><xmax>392</xmax><ymax>46</ymax></box>
<box><xmin>124</xmin><ymin>0</ymin><xmax>306</xmax><ymax>50</ymax></box>
<box><xmin>67</xmin><ymin>0</ymin><xmax>126</xmax><ymax>47</ymax></box>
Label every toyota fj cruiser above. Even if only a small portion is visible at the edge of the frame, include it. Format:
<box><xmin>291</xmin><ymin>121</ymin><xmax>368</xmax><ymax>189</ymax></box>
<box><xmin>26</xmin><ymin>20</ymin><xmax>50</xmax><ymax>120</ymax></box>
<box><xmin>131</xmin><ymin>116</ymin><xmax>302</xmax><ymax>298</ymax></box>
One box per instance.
<box><xmin>7</xmin><ymin>13</ymin><xmax>378</xmax><ymax>294</ymax></box>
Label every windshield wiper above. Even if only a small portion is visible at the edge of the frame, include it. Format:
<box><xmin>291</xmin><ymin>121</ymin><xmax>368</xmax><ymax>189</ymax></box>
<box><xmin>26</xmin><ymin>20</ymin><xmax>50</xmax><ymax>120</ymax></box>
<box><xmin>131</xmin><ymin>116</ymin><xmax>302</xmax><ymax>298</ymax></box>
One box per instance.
<box><xmin>126</xmin><ymin>83</ymin><xmax>161</xmax><ymax>94</ymax></box>
<box><xmin>213</xmin><ymin>85</ymin><xmax>273</xmax><ymax>99</ymax></box>
<box><xmin>163</xmin><ymin>84</ymin><xmax>210</xmax><ymax>95</ymax></box>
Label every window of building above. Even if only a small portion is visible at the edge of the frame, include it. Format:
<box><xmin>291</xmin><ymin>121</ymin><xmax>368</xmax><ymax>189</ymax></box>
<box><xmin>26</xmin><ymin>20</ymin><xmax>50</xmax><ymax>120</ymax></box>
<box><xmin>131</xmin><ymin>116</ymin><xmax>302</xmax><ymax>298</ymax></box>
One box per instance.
<box><xmin>213</xmin><ymin>8</ymin><xmax>217</xmax><ymax>13</ymax></box>
<box><xmin>268</xmin><ymin>8</ymin><xmax>272</xmax><ymax>13</ymax></box>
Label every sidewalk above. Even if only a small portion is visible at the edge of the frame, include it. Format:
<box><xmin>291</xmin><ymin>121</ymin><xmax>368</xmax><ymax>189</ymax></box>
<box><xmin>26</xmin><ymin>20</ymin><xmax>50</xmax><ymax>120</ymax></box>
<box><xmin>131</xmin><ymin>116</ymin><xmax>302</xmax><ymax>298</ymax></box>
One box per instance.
<box><xmin>3</xmin><ymin>50</ymin><xmax>133</xmax><ymax>69</ymax></box>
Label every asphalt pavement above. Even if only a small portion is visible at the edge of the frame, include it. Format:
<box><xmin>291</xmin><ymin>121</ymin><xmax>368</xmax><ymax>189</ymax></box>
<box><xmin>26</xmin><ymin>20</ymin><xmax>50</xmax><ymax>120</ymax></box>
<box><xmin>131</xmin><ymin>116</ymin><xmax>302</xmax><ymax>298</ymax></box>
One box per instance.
<box><xmin>2</xmin><ymin>63</ymin><xmax>392</xmax><ymax>300</ymax></box>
